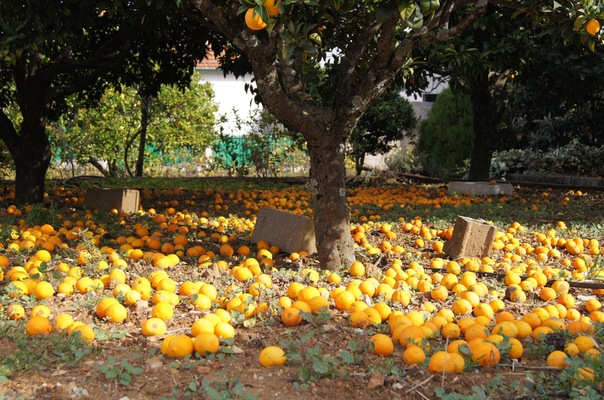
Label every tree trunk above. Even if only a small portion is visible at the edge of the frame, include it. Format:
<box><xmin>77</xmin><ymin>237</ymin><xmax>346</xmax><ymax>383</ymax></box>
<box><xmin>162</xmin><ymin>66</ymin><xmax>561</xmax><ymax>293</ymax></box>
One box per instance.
<box><xmin>13</xmin><ymin>140</ymin><xmax>51</xmax><ymax>204</ymax></box>
<box><xmin>308</xmin><ymin>139</ymin><xmax>356</xmax><ymax>271</ymax></box>
<box><xmin>467</xmin><ymin>73</ymin><xmax>497</xmax><ymax>181</ymax></box>
<box><xmin>355</xmin><ymin>152</ymin><xmax>365</xmax><ymax>176</ymax></box>
<box><xmin>135</xmin><ymin>95</ymin><xmax>151</xmax><ymax>177</ymax></box>
<box><xmin>0</xmin><ymin>108</ymin><xmax>51</xmax><ymax>204</ymax></box>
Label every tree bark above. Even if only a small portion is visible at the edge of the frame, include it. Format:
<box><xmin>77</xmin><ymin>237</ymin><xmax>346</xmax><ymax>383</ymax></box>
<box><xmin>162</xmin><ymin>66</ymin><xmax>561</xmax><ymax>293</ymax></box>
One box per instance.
<box><xmin>0</xmin><ymin>105</ymin><xmax>51</xmax><ymax>204</ymax></box>
<box><xmin>355</xmin><ymin>152</ymin><xmax>365</xmax><ymax>176</ymax></box>
<box><xmin>308</xmin><ymin>138</ymin><xmax>356</xmax><ymax>271</ymax></box>
<box><xmin>135</xmin><ymin>95</ymin><xmax>151</xmax><ymax>177</ymax></box>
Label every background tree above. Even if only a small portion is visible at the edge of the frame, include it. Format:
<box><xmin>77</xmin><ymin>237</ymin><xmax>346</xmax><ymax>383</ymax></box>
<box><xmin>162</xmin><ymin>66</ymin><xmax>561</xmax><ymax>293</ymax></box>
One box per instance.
<box><xmin>187</xmin><ymin>0</ymin><xmax>490</xmax><ymax>269</ymax></box>
<box><xmin>416</xmin><ymin>88</ymin><xmax>472</xmax><ymax>177</ymax></box>
<box><xmin>0</xmin><ymin>0</ymin><xmax>226</xmax><ymax>203</ymax></box>
<box><xmin>415</xmin><ymin>1</ymin><xmax>604</xmax><ymax>180</ymax></box>
<box><xmin>48</xmin><ymin>74</ymin><xmax>218</xmax><ymax>177</ymax></box>
<box><xmin>349</xmin><ymin>87</ymin><xmax>417</xmax><ymax>176</ymax></box>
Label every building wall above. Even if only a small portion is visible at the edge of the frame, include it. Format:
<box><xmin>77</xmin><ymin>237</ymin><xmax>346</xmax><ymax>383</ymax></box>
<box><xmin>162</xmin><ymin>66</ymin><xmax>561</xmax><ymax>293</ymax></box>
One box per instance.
<box><xmin>196</xmin><ymin>69</ymin><xmax>260</xmax><ymax>134</ymax></box>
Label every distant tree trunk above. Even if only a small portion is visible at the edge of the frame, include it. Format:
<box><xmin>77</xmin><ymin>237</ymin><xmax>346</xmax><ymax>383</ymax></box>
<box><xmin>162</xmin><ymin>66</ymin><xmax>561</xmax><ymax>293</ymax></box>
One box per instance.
<box><xmin>467</xmin><ymin>71</ymin><xmax>498</xmax><ymax>181</ymax></box>
<box><xmin>0</xmin><ymin>107</ymin><xmax>50</xmax><ymax>204</ymax></box>
<box><xmin>88</xmin><ymin>157</ymin><xmax>110</xmax><ymax>176</ymax></box>
<box><xmin>308</xmin><ymin>137</ymin><xmax>356</xmax><ymax>271</ymax></box>
<box><xmin>135</xmin><ymin>95</ymin><xmax>151</xmax><ymax>177</ymax></box>
<box><xmin>354</xmin><ymin>152</ymin><xmax>365</xmax><ymax>176</ymax></box>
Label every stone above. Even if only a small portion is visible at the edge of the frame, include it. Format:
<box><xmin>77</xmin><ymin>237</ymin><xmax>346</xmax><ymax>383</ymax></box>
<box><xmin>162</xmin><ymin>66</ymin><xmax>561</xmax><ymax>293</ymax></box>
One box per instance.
<box><xmin>448</xmin><ymin>181</ymin><xmax>513</xmax><ymax>196</ymax></box>
<box><xmin>444</xmin><ymin>216</ymin><xmax>496</xmax><ymax>259</ymax></box>
<box><xmin>85</xmin><ymin>188</ymin><xmax>140</xmax><ymax>214</ymax></box>
<box><xmin>251</xmin><ymin>207</ymin><xmax>317</xmax><ymax>255</ymax></box>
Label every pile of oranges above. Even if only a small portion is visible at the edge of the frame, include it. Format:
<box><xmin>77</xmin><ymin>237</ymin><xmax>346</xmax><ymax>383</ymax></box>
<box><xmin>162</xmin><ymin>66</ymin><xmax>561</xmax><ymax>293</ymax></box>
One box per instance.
<box><xmin>0</xmin><ymin>183</ymin><xmax>602</xmax><ymax>388</ymax></box>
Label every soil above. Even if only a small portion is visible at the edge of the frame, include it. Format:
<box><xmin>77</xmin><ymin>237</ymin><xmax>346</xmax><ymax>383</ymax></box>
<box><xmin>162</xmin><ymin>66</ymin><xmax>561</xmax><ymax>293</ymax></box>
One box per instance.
<box><xmin>0</xmin><ymin>181</ymin><xmax>602</xmax><ymax>400</ymax></box>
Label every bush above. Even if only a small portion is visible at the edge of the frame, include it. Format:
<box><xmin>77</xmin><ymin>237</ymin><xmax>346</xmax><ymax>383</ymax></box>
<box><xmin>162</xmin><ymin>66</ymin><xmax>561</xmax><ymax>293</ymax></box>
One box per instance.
<box><xmin>415</xmin><ymin>89</ymin><xmax>473</xmax><ymax>178</ymax></box>
<box><xmin>491</xmin><ymin>139</ymin><xmax>604</xmax><ymax>178</ymax></box>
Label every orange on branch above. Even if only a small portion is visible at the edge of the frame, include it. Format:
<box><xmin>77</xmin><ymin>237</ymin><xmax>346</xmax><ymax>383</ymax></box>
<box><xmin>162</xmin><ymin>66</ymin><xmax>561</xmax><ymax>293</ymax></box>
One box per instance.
<box><xmin>245</xmin><ymin>8</ymin><xmax>267</xmax><ymax>31</ymax></box>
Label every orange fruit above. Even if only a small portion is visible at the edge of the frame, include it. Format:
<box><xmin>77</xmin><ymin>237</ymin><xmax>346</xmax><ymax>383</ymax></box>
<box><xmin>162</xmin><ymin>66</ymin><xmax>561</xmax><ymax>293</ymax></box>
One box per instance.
<box><xmin>349</xmin><ymin>261</ymin><xmax>366</xmax><ymax>277</ymax></box>
<box><xmin>31</xmin><ymin>304</ymin><xmax>51</xmax><ymax>318</ymax></box>
<box><xmin>428</xmin><ymin>351</ymin><xmax>456</xmax><ymax>373</ymax></box>
<box><xmin>214</xmin><ymin>322</ymin><xmax>235</xmax><ymax>340</ymax></box>
<box><xmin>53</xmin><ymin>313</ymin><xmax>74</xmax><ymax>333</ymax></box>
<box><xmin>96</xmin><ymin>297</ymin><xmax>120</xmax><ymax>319</ymax></box>
<box><xmin>349</xmin><ymin>311</ymin><xmax>371</xmax><ymax>328</ymax></box>
<box><xmin>166</xmin><ymin>335</ymin><xmax>195</xmax><ymax>358</ymax></box>
<box><xmin>471</xmin><ymin>341</ymin><xmax>500</xmax><ymax>367</ymax></box>
<box><xmin>447</xmin><ymin>340</ymin><xmax>472</xmax><ymax>358</ymax></box>
<box><xmin>152</xmin><ymin>302</ymin><xmax>174</xmax><ymax>321</ymax></box>
<box><xmin>7</xmin><ymin>304</ymin><xmax>25</xmax><ymax>320</ymax></box>
<box><xmin>546</xmin><ymin>350</ymin><xmax>569</xmax><ymax>368</ymax></box>
<box><xmin>32</xmin><ymin>281</ymin><xmax>55</xmax><ymax>300</ymax></box>
<box><xmin>25</xmin><ymin>316</ymin><xmax>52</xmax><ymax>336</ymax></box>
<box><xmin>7</xmin><ymin>281</ymin><xmax>28</xmax><ymax>298</ymax></box>
<box><xmin>194</xmin><ymin>332</ymin><xmax>220</xmax><ymax>356</ymax></box>
<box><xmin>567</xmin><ymin>319</ymin><xmax>595</xmax><ymax>336</ymax></box>
<box><xmin>245</xmin><ymin>8</ymin><xmax>267</xmax><ymax>31</ymax></box>
<box><xmin>586</xmin><ymin>18</ymin><xmax>601</xmax><ymax>35</ymax></box>
<box><xmin>141</xmin><ymin>317</ymin><xmax>167</xmax><ymax>336</ymax></box>
<box><xmin>263</xmin><ymin>0</ymin><xmax>280</xmax><ymax>16</ymax></box>
<box><xmin>402</xmin><ymin>345</ymin><xmax>426</xmax><ymax>365</ymax></box>
<box><xmin>69</xmin><ymin>323</ymin><xmax>95</xmax><ymax>343</ymax></box>
<box><xmin>307</xmin><ymin>295</ymin><xmax>329</xmax><ymax>314</ymax></box>
<box><xmin>464</xmin><ymin>323</ymin><xmax>489</xmax><ymax>342</ymax></box>
<box><xmin>259</xmin><ymin>345</ymin><xmax>286</xmax><ymax>367</ymax></box>
<box><xmin>507</xmin><ymin>337</ymin><xmax>524</xmax><ymax>359</ymax></box>
<box><xmin>191</xmin><ymin>318</ymin><xmax>215</xmax><ymax>336</ymax></box>
<box><xmin>491</xmin><ymin>321</ymin><xmax>518</xmax><ymax>338</ymax></box>
<box><xmin>370</xmin><ymin>333</ymin><xmax>394</xmax><ymax>357</ymax></box>
<box><xmin>572</xmin><ymin>367</ymin><xmax>595</xmax><ymax>386</ymax></box>
<box><xmin>574</xmin><ymin>335</ymin><xmax>597</xmax><ymax>353</ymax></box>
<box><xmin>441</xmin><ymin>322</ymin><xmax>461</xmax><ymax>339</ymax></box>
<box><xmin>105</xmin><ymin>302</ymin><xmax>128</xmax><ymax>323</ymax></box>
<box><xmin>334</xmin><ymin>290</ymin><xmax>355</xmax><ymax>310</ymax></box>
<box><xmin>281</xmin><ymin>307</ymin><xmax>303</xmax><ymax>326</ymax></box>
<box><xmin>398</xmin><ymin>325</ymin><xmax>426</xmax><ymax>348</ymax></box>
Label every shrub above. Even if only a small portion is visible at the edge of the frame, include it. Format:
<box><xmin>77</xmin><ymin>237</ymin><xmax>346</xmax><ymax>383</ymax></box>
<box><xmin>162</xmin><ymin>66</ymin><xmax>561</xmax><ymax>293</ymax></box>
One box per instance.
<box><xmin>491</xmin><ymin>139</ymin><xmax>604</xmax><ymax>178</ymax></box>
<box><xmin>415</xmin><ymin>89</ymin><xmax>473</xmax><ymax>178</ymax></box>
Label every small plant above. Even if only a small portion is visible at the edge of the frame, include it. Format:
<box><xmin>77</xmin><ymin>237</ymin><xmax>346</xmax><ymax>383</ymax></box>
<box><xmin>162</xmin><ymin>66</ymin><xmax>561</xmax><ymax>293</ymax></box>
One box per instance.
<box><xmin>0</xmin><ymin>320</ymin><xmax>94</xmax><ymax>380</ymax></box>
<box><xmin>184</xmin><ymin>374</ymin><xmax>258</xmax><ymax>400</ymax></box>
<box><xmin>279</xmin><ymin>331</ymin><xmax>364</xmax><ymax>388</ymax></box>
<box><xmin>97</xmin><ymin>355</ymin><xmax>144</xmax><ymax>387</ymax></box>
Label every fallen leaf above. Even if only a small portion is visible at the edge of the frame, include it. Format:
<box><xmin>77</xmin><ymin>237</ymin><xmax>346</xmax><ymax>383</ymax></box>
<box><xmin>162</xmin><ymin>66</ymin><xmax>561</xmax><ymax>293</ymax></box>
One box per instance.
<box><xmin>367</xmin><ymin>374</ymin><xmax>384</xmax><ymax>389</ymax></box>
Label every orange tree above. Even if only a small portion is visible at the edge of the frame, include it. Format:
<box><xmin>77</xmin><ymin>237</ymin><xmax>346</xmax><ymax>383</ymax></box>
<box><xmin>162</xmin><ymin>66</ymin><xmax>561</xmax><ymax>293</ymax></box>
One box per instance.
<box><xmin>0</xmin><ymin>0</ymin><xmax>227</xmax><ymax>204</ymax></box>
<box><xmin>186</xmin><ymin>0</ymin><xmax>494</xmax><ymax>270</ymax></box>
<box><xmin>415</xmin><ymin>1</ymin><xmax>604</xmax><ymax>180</ymax></box>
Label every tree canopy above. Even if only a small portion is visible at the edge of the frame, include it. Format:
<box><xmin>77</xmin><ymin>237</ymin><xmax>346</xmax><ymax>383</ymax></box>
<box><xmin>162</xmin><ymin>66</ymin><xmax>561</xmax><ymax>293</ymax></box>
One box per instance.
<box><xmin>0</xmin><ymin>0</ymin><xmax>227</xmax><ymax>203</ymax></box>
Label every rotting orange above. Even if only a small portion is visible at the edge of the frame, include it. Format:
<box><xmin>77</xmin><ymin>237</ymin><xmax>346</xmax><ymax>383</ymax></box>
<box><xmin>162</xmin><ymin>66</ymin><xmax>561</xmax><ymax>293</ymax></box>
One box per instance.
<box><xmin>259</xmin><ymin>345</ymin><xmax>286</xmax><ymax>367</ymax></box>
<box><xmin>471</xmin><ymin>341</ymin><xmax>500</xmax><ymax>367</ymax></box>
<box><xmin>428</xmin><ymin>351</ymin><xmax>456</xmax><ymax>373</ymax></box>
<box><xmin>141</xmin><ymin>317</ymin><xmax>167</xmax><ymax>336</ymax></box>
